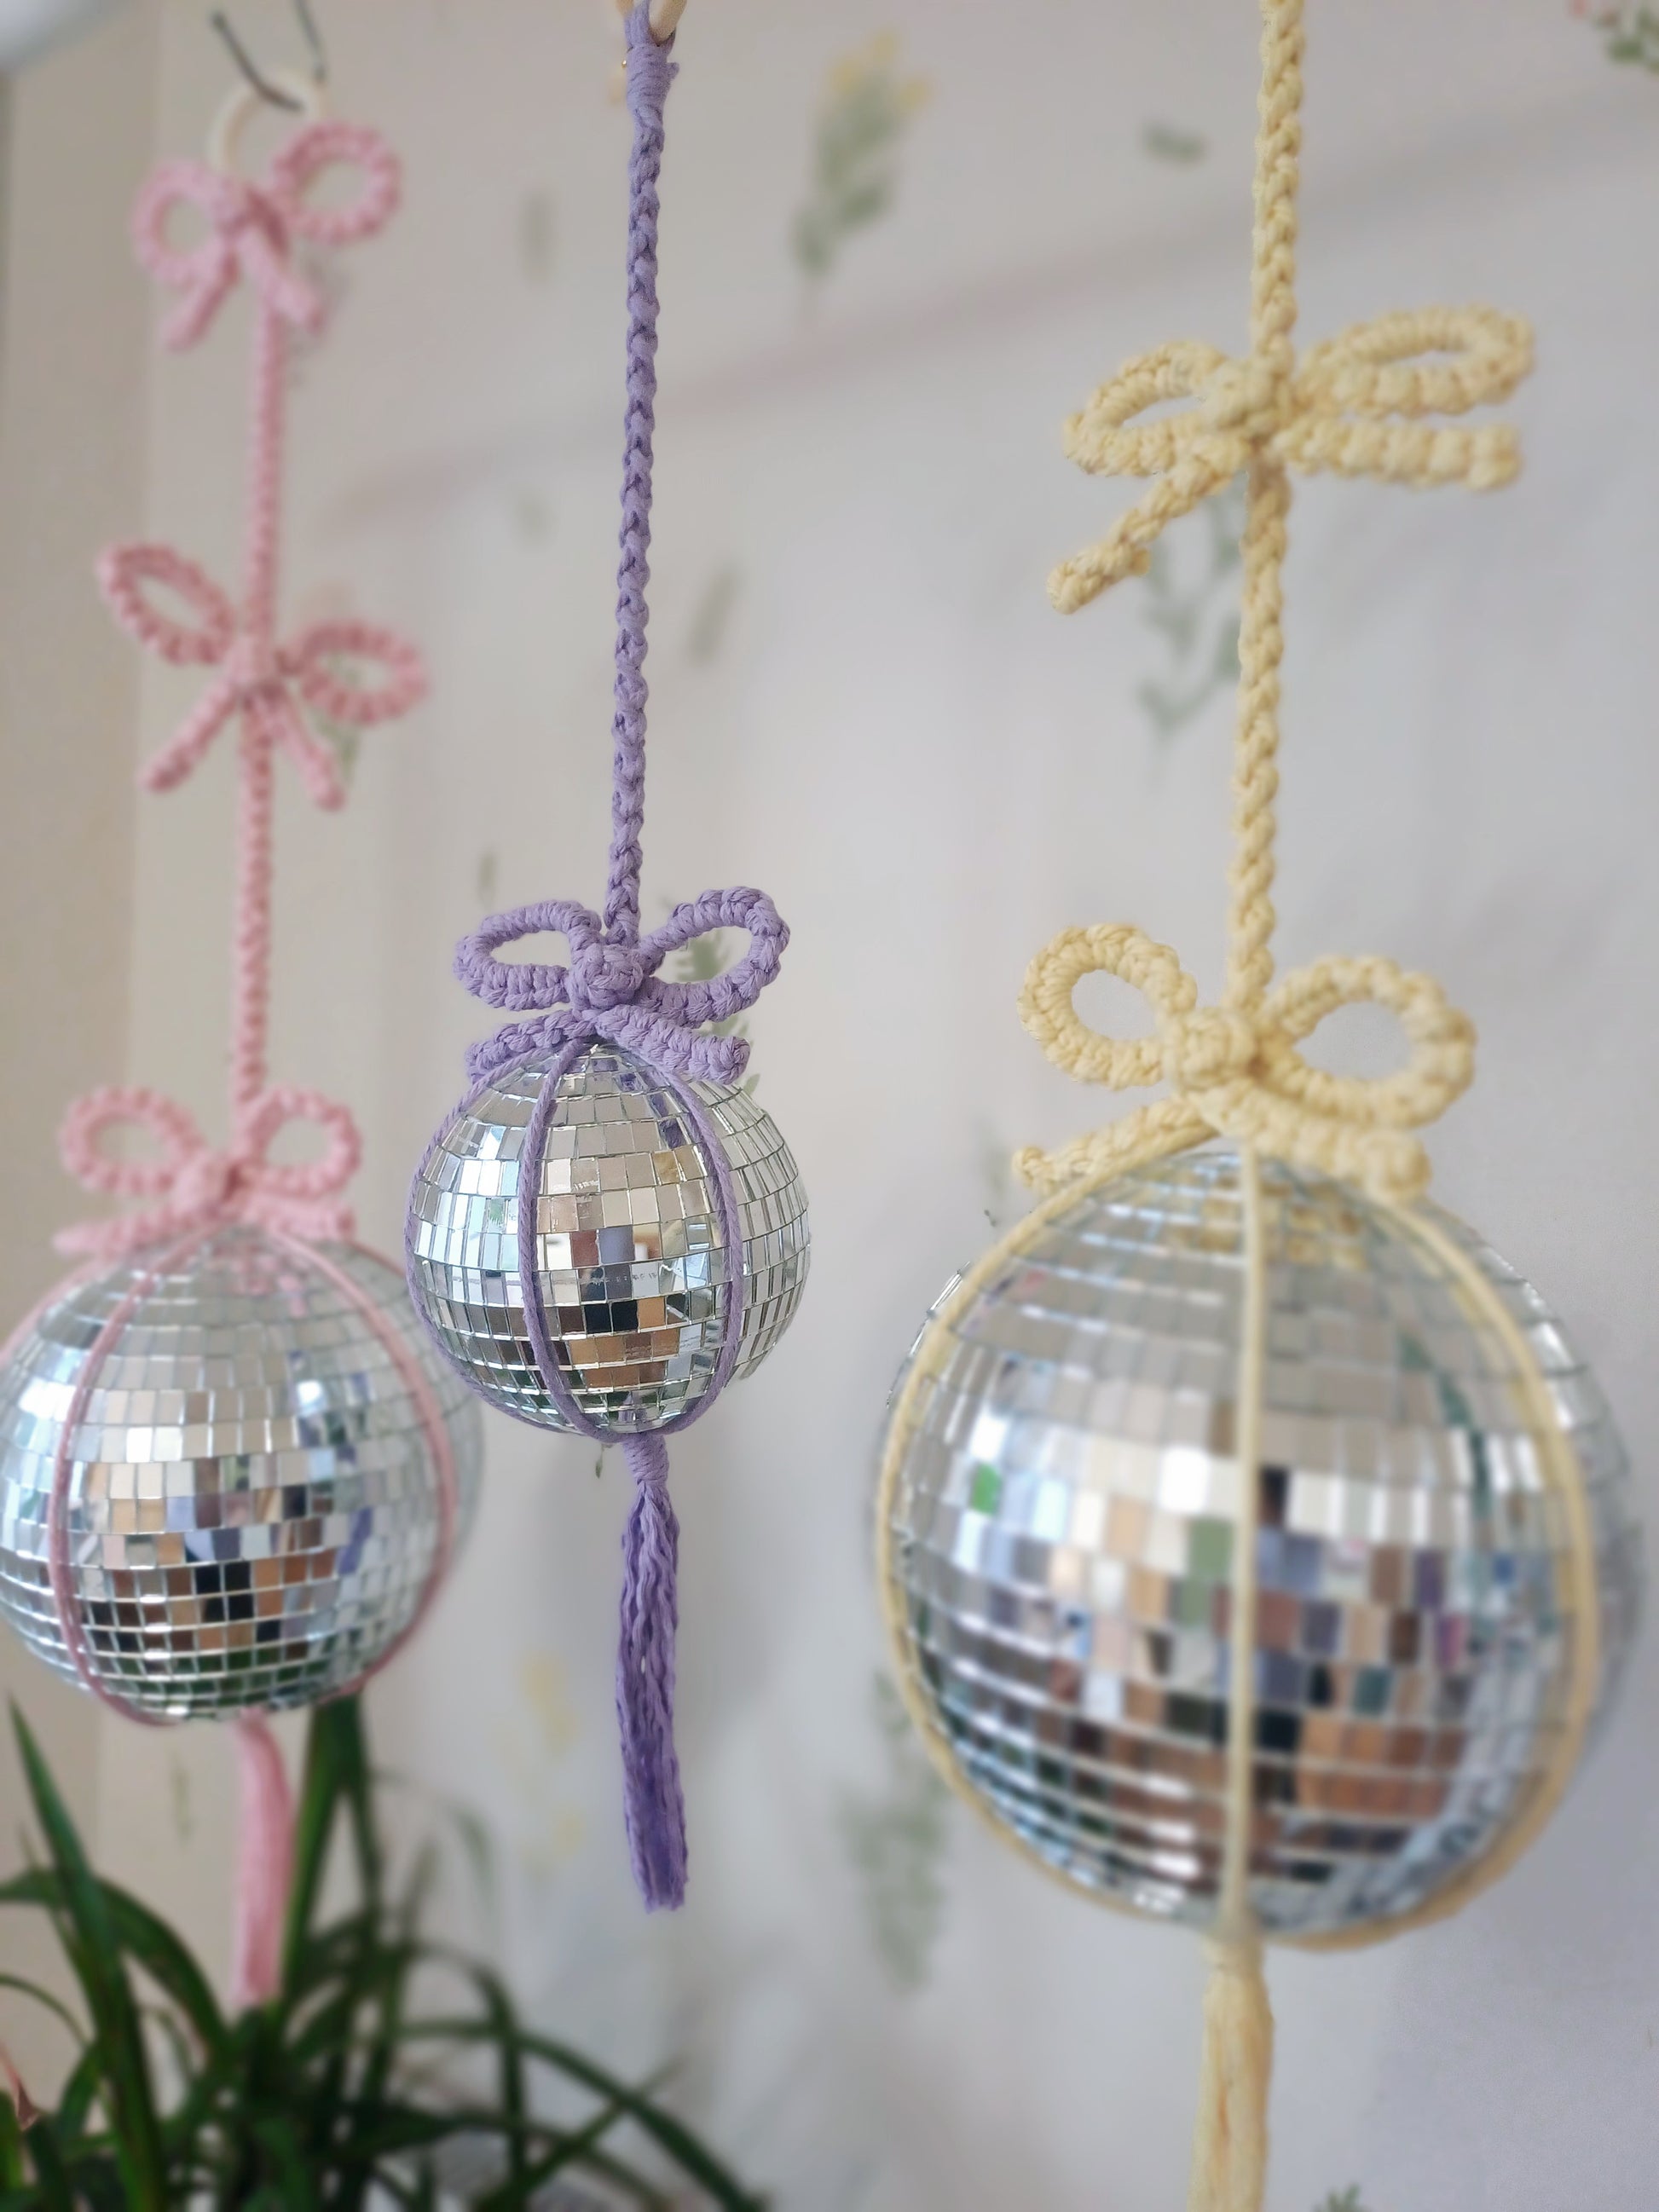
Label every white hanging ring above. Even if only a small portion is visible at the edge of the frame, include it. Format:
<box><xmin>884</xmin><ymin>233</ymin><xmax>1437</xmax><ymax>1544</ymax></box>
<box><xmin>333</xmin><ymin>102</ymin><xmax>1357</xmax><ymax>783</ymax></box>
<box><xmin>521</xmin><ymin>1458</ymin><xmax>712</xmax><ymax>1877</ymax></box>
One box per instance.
<box><xmin>611</xmin><ymin>0</ymin><xmax>688</xmax><ymax>39</ymax></box>
<box><xmin>207</xmin><ymin>66</ymin><xmax>327</xmax><ymax>176</ymax></box>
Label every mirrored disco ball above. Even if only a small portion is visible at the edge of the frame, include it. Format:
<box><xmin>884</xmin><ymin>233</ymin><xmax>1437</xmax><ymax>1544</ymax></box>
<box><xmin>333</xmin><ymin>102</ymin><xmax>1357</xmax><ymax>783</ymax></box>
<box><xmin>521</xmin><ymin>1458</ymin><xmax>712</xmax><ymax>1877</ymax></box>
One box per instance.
<box><xmin>882</xmin><ymin>1145</ymin><xmax>1639</xmax><ymax>1938</ymax></box>
<box><xmin>0</xmin><ymin>1227</ymin><xmax>482</xmax><ymax>1718</ymax></box>
<box><xmin>407</xmin><ymin>1044</ymin><xmax>810</xmax><ymax>1435</ymax></box>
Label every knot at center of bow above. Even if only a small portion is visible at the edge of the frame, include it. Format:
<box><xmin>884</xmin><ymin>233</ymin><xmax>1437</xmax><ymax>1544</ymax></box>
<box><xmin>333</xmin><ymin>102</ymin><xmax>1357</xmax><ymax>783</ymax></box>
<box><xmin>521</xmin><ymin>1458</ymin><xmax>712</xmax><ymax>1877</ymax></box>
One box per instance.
<box><xmin>226</xmin><ymin>635</ymin><xmax>284</xmax><ymax>709</ymax></box>
<box><xmin>1046</xmin><ymin>305</ymin><xmax>1533</xmax><ymax>614</ymax></box>
<box><xmin>1198</xmin><ymin>356</ymin><xmax>1286</xmax><ymax>442</ymax></box>
<box><xmin>55</xmin><ymin>1087</ymin><xmax>361</xmax><ymax>1262</ymax></box>
<box><xmin>1012</xmin><ymin>923</ymin><xmax>1476</xmax><ymax>1208</ymax></box>
<box><xmin>454</xmin><ymin>890</ymin><xmax>789</xmax><ymax>1093</ymax></box>
<box><xmin>1161</xmin><ymin>1005</ymin><xmax>1260</xmax><ymax>1091</ymax></box>
<box><xmin>569</xmin><ymin>940</ymin><xmax>650</xmax><ymax>1012</ymax></box>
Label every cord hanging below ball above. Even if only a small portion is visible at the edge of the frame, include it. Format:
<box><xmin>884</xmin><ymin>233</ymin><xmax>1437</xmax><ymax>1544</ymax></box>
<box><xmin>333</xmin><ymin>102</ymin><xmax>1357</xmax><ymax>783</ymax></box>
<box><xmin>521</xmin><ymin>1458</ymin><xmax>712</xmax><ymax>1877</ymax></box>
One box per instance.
<box><xmin>874</xmin><ymin>3</ymin><xmax>1636</xmax><ymax>2208</ymax></box>
<box><xmin>405</xmin><ymin>0</ymin><xmax>810</xmax><ymax>1912</ymax></box>
<box><xmin>0</xmin><ymin>96</ymin><xmax>479</xmax><ymax>2016</ymax></box>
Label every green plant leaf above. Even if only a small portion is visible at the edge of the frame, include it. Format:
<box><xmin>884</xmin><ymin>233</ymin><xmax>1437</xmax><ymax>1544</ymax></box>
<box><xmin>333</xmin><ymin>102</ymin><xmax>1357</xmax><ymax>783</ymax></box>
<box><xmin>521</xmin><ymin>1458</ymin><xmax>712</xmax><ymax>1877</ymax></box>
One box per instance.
<box><xmin>0</xmin><ymin>1970</ymin><xmax>84</xmax><ymax>2050</ymax></box>
<box><xmin>283</xmin><ymin>1701</ymin><xmax>353</xmax><ymax>1980</ymax></box>
<box><xmin>476</xmin><ymin>1963</ymin><xmax>528</xmax><ymax>2192</ymax></box>
<box><xmin>0</xmin><ymin>1697</ymin><xmax>762</xmax><ymax>2210</ymax></box>
<box><xmin>9</xmin><ymin>1709</ymin><xmax>167</xmax><ymax>2211</ymax></box>
<box><xmin>0</xmin><ymin>2101</ymin><xmax>22</xmax><ymax>2190</ymax></box>
<box><xmin>14</xmin><ymin>2111</ymin><xmax>75</xmax><ymax>2211</ymax></box>
<box><xmin>475</xmin><ymin>2089</ymin><xmax>633</xmax><ymax>2209</ymax></box>
<box><xmin>0</xmin><ymin>1871</ymin><xmax>224</xmax><ymax>2059</ymax></box>
<box><xmin>406</xmin><ymin>1995</ymin><xmax>765</xmax><ymax>2210</ymax></box>
<box><xmin>250</xmin><ymin>2107</ymin><xmax>323</xmax><ymax>2208</ymax></box>
<box><xmin>54</xmin><ymin>2042</ymin><xmax>105</xmax><ymax>2145</ymax></box>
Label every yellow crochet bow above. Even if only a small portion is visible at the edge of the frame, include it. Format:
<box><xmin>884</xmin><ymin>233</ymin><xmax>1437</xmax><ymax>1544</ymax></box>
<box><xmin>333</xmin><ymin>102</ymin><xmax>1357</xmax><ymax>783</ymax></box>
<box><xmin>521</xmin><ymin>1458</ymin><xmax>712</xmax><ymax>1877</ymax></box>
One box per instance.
<box><xmin>1022</xmin><ymin>289</ymin><xmax>1529</xmax><ymax>1209</ymax></box>
<box><xmin>1012</xmin><ymin>923</ymin><xmax>1474</xmax><ymax>1205</ymax></box>
<box><xmin>1048</xmin><ymin>306</ymin><xmax>1532</xmax><ymax>614</ymax></box>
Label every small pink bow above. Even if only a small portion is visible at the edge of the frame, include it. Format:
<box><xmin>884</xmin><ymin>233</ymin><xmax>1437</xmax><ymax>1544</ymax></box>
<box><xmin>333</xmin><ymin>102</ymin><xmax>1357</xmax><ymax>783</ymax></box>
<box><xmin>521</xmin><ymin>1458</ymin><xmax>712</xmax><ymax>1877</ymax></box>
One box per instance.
<box><xmin>98</xmin><ymin>542</ymin><xmax>425</xmax><ymax>810</ymax></box>
<box><xmin>56</xmin><ymin>1086</ymin><xmax>361</xmax><ymax>1261</ymax></box>
<box><xmin>133</xmin><ymin>120</ymin><xmax>400</xmax><ymax>352</ymax></box>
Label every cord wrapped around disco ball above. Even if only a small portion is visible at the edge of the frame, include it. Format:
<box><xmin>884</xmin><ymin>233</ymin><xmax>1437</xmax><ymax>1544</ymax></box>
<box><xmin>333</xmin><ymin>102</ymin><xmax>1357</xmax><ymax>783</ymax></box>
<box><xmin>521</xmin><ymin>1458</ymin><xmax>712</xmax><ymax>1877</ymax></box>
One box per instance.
<box><xmin>877</xmin><ymin>4</ymin><xmax>1639</xmax><ymax>2203</ymax></box>
<box><xmin>0</xmin><ymin>1225</ymin><xmax>481</xmax><ymax>1719</ymax></box>
<box><xmin>408</xmin><ymin>1037</ymin><xmax>808</xmax><ymax>1436</ymax></box>
<box><xmin>881</xmin><ymin>1144</ymin><xmax>1639</xmax><ymax>1938</ymax></box>
<box><xmin>0</xmin><ymin>100</ymin><xmax>479</xmax><ymax>2015</ymax></box>
<box><xmin>404</xmin><ymin>13</ymin><xmax>810</xmax><ymax>1912</ymax></box>
<box><xmin>407</xmin><ymin>892</ymin><xmax>811</xmax><ymax>1911</ymax></box>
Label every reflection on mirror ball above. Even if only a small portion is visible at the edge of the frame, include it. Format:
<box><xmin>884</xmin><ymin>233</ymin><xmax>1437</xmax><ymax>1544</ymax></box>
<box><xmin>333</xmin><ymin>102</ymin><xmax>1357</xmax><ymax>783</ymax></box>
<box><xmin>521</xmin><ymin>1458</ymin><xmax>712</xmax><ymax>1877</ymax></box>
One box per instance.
<box><xmin>883</xmin><ymin>1146</ymin><xmax>1639</xmax><ymax>1938</ymax></box>
<box><xmin>0</xmin><ymin>1228</ymin><xmax>482</xmax><ymax>1718</ymax></box>
<box><xmin>408</xmin><ymin>1044</ymin><xmax>810</xmax><ymax>1436</ymax></box>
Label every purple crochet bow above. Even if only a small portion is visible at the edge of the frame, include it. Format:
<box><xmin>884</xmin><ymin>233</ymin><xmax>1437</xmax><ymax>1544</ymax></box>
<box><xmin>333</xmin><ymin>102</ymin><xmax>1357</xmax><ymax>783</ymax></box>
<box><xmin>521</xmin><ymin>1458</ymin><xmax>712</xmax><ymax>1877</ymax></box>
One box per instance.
<box><xmin>420</xmin><ymin>3</ymin><xmax>792</xmax><ymax>1916</ymax></box>
<box><xmin>456</xmin><ymin>885</ymin><xmax>787</xmax><ymax>1091</ymax></box>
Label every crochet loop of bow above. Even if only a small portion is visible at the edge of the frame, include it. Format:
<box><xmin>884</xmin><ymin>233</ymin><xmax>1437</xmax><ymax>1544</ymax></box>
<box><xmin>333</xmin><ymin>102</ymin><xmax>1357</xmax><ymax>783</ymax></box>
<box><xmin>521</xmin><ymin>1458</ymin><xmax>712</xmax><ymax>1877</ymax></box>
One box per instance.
<box><xmin>1047</xmin><ymin>304</ymin><xmax>1533</xmax><ymax>615</ymax></box>
<box><xmin>96</xmin><ymin>542</ymin><xmax>425</xmax><ymax>811</ymax></box>
<box><xmin>55</xmin><ymin>1086</ymin><xmax>361</xmax><ymax>1262</ymax></box>
<box><xmin>1012</xmin><ymin>923</ymin><xmax>1475</xmax><ymax>1207</ymax></box>
<box><xmin>132</xmin><ymin>120</ymin><xmax>401</xmax><ymax>352</ymax></box>
<box><xmin>455</xmin><ymin>889</ymin><xmax>788</xmax><ymax>1091</ymax></box>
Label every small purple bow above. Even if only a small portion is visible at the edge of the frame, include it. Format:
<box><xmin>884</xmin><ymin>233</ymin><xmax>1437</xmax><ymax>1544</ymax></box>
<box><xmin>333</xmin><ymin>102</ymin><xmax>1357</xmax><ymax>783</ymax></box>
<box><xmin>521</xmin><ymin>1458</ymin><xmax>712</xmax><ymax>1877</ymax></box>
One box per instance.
<box><xmin>456</xmin><ymin>888</ymin><xmax>788</xmax><ymax>1090</ymax></box>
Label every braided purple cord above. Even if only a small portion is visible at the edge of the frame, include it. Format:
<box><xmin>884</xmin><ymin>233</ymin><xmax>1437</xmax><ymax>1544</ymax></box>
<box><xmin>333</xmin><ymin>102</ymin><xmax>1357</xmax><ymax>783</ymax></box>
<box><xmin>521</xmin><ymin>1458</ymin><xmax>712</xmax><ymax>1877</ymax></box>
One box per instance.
<box><xmin>508</xmin><ymin>1033</ymin><xmax>749</xmax><ymax>1447</ymax></box>
<box><xmin>447</xmin><ymin>1</ymin><xmax>786</xmax><ymax>1080</ymax></box>
<box><xmin>616</xmin><ymin>1433</ymin><xmax>685</xmax><ymax>1904</ymax></box>
<box><xmin>508</xmin><ymin>1031</ymin><xmax>745</xmax><ymax>1909</ymax></box>
<box><xmin>604</xmin><ymin>8</ymin><xmax>678</xmax><ymax>945</ymax></box>
<box><xmin>415</xmin><ymin>1</ymin><xmax>787</xmax><ymax>1915</ymax></box>
<box><xmin>454</xmin><ymin>887</ymin><xmax>787</xmax><ymax>1090</ymax></box>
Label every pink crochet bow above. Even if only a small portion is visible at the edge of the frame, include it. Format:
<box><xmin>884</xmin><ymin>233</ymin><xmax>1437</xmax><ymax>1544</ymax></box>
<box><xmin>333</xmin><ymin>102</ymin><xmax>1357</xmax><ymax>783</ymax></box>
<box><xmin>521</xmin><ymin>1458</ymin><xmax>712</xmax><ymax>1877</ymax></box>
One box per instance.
<box><xmin>133</xmin><ymin>119</ymin><xmax>400</xmax><ymax>352</ymax></box>
<box><xmin>99</xmin><ymin>541</ymin><xmax>425</xmax><ymax>811</ymax></box>
<box><xmin>55</xmin><ymin>1086</ymin><xmax>361</xmax><ymax>1262</ymax></box>
<box><xmin>107</xmin><ymin>117</ymin><xmax>425</xmax><ymax>809</ymax></box>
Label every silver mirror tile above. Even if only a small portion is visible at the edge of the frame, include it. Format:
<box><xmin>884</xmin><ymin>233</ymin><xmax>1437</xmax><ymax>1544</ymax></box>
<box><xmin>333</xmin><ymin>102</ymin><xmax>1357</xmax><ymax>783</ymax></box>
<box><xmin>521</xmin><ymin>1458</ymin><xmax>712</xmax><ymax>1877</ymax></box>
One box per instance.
<box><xmin>408</xmin><ymin>1045</ymin><xmax>809</xmax><ymax>1434</ymax></box>
<box><xmin>0</xmin><ymin>1228</ymin><xmax>482</xmax><ymax>1718</ymax></box>
<box><xmin>885</xmin><ymin>1146</ymin><xmax>1639</xmax><ymax>1938</ymax></box>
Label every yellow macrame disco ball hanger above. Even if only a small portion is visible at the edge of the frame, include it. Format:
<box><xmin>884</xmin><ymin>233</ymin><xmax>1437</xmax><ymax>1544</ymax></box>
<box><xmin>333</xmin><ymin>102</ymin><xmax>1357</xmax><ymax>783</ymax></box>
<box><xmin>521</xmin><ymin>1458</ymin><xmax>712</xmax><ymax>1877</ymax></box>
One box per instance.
<box><xmin>876</xmin><ymin>3</ymin><xmax>1641</xmax><ymax>2206</ymax></box>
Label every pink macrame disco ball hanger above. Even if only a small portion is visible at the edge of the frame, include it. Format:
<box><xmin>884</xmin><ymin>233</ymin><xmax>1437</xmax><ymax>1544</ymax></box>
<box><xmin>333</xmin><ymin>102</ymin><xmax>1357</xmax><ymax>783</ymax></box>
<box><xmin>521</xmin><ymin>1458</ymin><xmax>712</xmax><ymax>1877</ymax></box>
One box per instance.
<box><xmin>0</xmin><ymin>76</ymin><xmax>480</xmax><ymax>2011</ymax></box>
<box><xmin>405</xmin><ymin>3</ymin><xmax>811</xmax><ymax>1913</ymax></box>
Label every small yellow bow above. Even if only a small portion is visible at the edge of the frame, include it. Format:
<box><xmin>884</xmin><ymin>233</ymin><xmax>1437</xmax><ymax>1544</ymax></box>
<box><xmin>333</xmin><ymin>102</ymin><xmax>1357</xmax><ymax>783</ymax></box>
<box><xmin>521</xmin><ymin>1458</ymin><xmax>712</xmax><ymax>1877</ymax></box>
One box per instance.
<box><xmin>1048</xmin><ymin>305</ymin><xmax>1532</xmax><ymax>614</ymax></box>
<box><xmin>1013</xmin><ymin>923</ymin><xmax>1475</xmax><ymax>1205</ymax></box>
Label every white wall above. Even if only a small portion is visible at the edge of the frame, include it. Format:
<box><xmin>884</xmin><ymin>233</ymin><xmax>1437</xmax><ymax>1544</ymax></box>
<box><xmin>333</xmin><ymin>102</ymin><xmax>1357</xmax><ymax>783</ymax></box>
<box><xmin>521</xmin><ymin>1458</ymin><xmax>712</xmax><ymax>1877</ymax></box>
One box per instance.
<box><xmin>0</xmin><ymin>0</ymin><xmax>156</xmax><ymax>2089</ymax></box>
<box><xmin>3</xmin><ymin>3</ymin><xmax>1658</xmax><ymax>2204</ymax></box>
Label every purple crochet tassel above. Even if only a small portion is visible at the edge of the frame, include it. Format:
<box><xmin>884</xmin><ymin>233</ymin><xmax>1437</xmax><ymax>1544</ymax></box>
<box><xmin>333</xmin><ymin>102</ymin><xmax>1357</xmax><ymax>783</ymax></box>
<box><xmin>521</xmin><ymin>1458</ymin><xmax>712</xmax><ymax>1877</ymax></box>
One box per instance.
<box><xmin>616</xmin><ymin>1434</ymin><xmax>685</xmax><ymax>1906</ymax></box>
<box><xmin>421</xmin><ymin>0</ymin><xmax>789</xmax><ymax>1914</ymax></box>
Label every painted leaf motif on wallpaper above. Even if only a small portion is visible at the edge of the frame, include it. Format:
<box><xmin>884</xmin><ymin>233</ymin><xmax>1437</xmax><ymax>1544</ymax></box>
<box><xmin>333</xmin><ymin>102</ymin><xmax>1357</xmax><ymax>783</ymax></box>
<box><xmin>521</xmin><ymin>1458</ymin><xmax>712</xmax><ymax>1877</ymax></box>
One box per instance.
<box><xmin>497</xmin><ymin>1651</ymin><xmax>588</xmax><ymax>1879</ymax></box>
<box><xmin>840</xmin><ymin>1674</ymin><xmax>951</xmax><ymax>1991</ymax></box>
<box><xmin>793</xmin><ymin>32</ymin><xmax>930</xmax><ymax>286</ymax></box>
<box><xmin>1138</xmin><ymin>475</ymin><xmax>1246</xmax><ymax>742</ymax></box>
<box><xmin>688</xmin><ymin>563</ymin><xmax>743</xmax><ymax>664</ymax></box>
<box><xmin>1573</xmin><ymin>0</ymin><xmax>1659</xmax><ymax>67</ymax></box>
<box><xmin>1142</xmin><ymin>120</ymin><xmax>1210</xmax><ymax>165</ymax></box>
<box><xmin>517</xmin><ymin>186</ymin><xmax>558</xmax><ymax>280</ymax></box>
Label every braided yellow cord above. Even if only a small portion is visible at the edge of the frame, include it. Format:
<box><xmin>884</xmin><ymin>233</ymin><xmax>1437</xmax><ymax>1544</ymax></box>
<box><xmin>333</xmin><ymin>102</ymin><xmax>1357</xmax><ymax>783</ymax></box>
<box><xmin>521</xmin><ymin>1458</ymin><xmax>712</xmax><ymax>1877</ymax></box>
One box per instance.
<box><xmin>1021</xmin><ymin>0</ymin><xmax>1529</xmax><ymax>1199</ymax></box>
<box><xmin>968</xmin><ymin>11</ymin><xmax>1565</xmax><ymax>2205</ymax></box>
<box><xmin>874</xmin><ymin>1135</ymin><xmax>1599</xmax><ymax>1961</ymax></box>
<box><xmin>1013</xmin><ymin>922</ymin><xmax>1475</xmax><ymax>1205</ymax></box>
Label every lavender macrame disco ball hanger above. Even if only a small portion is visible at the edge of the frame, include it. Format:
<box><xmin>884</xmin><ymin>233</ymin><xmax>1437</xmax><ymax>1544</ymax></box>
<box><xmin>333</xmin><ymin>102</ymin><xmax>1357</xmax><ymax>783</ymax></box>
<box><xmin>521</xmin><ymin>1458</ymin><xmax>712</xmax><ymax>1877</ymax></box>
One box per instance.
<box><xmin>405</xmin><ymin>3</ymin><xmax>810</xmax><ymax>1910</ymax></box>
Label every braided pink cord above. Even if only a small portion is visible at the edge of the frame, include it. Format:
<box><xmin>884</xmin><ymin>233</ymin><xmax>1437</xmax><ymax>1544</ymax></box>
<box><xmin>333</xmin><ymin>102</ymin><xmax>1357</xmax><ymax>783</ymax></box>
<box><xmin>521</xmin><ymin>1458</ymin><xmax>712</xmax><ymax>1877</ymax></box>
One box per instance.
<box><xmin>40</xmin><ymin>1231</ymin><xmax>458</xmax><ymax>1718</ymax></box>
<box><xmin>56</xmin><ymin>1084</ymin><xmax>360</xmax><ymax>1261</ymax></box>
<box><xmin>41</xmin><ymin>117</ymin><xmax>449</xmax><ymax>2005</ymax></box>
<box><xmin>40</xmin><ymin>1222</ymin><xmax>460</xmax><ymax>2007</ymax></box>
<box><xmin>94</xmin><ymin>122</ymin><xmax>425</xmax><ymax>1159</ymax></box>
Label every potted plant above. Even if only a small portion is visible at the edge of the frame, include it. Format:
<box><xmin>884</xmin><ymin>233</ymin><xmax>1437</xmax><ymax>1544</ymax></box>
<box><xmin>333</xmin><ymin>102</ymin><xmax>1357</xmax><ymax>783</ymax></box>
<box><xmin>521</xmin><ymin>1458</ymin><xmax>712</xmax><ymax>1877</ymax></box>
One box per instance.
<box><xmin>0</xmin><ymin>1701</ymin><xmax>760</xmax><ymax>2209</ymax></box>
